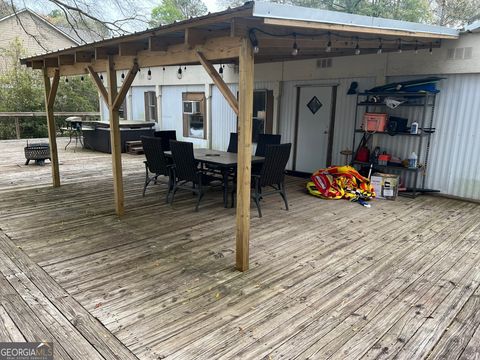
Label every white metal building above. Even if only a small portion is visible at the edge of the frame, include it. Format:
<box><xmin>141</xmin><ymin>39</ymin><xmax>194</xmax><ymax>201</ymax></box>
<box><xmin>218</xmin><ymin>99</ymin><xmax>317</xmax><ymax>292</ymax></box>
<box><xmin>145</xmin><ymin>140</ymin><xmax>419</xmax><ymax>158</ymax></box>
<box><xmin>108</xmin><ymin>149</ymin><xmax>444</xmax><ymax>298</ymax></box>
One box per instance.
<box><xmin>98</xmin><ymin>5</ymin><xmax>480</xmax><ymax>201</ymax></box>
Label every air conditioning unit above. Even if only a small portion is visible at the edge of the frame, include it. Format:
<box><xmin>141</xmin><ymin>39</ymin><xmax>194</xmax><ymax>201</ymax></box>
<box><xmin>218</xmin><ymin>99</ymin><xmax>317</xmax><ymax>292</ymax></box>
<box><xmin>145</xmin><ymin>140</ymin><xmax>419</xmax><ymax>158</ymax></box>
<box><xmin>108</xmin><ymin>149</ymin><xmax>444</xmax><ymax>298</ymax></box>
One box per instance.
<box><xmin>183</xmin><ymin>101</ymin><xmax>200</xmax><ymax>114</ymax></box>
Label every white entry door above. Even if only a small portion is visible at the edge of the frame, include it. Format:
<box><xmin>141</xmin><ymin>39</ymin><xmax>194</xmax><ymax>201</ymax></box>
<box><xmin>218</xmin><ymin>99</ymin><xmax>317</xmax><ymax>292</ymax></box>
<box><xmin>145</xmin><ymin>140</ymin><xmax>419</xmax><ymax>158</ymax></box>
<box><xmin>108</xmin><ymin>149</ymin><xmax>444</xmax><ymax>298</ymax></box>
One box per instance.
<box><xmin>295</xmin><ymin>86</ymin><xmax>334</xmax><ymax>173</ymax></box>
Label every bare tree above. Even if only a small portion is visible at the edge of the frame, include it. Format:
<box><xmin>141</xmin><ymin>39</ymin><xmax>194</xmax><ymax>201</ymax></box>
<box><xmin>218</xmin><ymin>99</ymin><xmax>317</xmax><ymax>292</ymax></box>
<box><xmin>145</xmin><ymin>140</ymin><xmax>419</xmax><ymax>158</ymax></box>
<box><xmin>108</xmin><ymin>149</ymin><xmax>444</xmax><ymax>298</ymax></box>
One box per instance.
<box><xmin>9</xmin><ymin>0</ymin><xmax>151</xmax><ymax>49</ymax></box>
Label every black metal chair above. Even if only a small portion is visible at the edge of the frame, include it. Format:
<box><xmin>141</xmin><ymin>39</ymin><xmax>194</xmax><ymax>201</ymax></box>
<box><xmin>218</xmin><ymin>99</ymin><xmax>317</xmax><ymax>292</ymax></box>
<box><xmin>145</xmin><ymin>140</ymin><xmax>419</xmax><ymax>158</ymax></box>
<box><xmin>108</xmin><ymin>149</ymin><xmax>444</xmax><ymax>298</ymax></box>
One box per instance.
<box><xmin>169</xmin><ymin>140</ymin><xmax>221</xmax><ymax>211</ymax></box>
<box><xmin>232</xmin><ymin>143</ymin><xmax>291</xmax><ymax>218</ymax></box>
<box><xmin>227</xmin><ymin>132</ymin><xmax>238</xmax><ymax>153</ymax></box>
<box><xmin>141</xmin><ymin>136</ymin><xmax>172</xmax><ymax>202</ymax></box>
<box><xmin>255</xmin><ymin>133</ymin><xmax>281</xmax><ymax>157</ymax></box>
<box><xmin>153</xmin><ymin>130</ymin><xmax>177</xmax><ymax>151</ymax></box>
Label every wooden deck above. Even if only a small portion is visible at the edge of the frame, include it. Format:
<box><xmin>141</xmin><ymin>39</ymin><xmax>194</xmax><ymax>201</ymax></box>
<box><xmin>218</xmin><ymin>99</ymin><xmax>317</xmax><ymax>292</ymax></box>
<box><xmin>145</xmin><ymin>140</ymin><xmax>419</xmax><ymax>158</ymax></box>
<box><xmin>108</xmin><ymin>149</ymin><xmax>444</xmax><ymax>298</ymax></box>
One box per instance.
<box><xmin>0</xmin><ymin>138</ymin><xmax>479</xmax><ymax>360</ymax></box>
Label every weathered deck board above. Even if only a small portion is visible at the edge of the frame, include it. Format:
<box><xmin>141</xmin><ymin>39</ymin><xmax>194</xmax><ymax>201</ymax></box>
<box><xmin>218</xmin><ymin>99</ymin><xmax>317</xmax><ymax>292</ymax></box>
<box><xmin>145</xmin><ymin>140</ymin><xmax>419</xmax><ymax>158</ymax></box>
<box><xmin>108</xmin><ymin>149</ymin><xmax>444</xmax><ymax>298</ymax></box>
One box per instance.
<box><xmin>0</xmin><ymin>139</ymin><xmax>480</xmax><ymax>359</ymax></box>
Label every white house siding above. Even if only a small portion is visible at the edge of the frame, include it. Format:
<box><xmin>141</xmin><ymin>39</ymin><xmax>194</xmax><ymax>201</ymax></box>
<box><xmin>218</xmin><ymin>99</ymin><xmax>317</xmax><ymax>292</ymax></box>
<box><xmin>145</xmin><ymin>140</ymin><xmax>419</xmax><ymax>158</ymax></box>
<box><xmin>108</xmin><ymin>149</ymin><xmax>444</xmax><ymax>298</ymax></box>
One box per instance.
<box><xmin>210</xmin><ymin>80</ymin><xmax>278</xmax><ymax>151</ymax></box>
<box><xmin>416</xmin><ymin>74</ymin><xmax>480</xmax><ymax>200</ymax></box>
<box><xmin>131</xmin><ymin>86</ymin><xmax>155</xmax><ymax>121</ymax></box>
<box><xmin>278</xmin><ymin>77</ymin><xmax>376</xmax><ymax>170</ymax></box>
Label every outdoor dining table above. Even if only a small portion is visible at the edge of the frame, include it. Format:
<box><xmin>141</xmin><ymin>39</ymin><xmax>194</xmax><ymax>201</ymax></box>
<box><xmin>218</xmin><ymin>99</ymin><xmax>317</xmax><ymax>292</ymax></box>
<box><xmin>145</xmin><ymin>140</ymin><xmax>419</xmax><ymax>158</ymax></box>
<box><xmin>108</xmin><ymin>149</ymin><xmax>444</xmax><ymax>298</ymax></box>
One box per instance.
<box><xmin>165</xmin><ymin>148</ymin><xmax>264</xmax><ymax>208</ymax></box>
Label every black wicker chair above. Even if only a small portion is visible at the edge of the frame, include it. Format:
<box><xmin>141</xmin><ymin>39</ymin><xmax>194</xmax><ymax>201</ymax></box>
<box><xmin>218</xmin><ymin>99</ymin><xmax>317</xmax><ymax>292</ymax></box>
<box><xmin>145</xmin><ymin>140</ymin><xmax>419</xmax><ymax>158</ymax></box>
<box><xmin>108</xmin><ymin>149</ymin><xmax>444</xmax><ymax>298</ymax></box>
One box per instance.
<box><xmin>153</xmin><ymin>130</ymin><xmax>177</xmax><ymax>151</ymax></box>
<box><xmin>227</xmin><ymin>132</ymin><xmax>238</xmax><ymax>153</ymax></box>
<box><xmin>255</xmin><ymin>133</ymin><xmax>281</xmax><ymax>157</ymax></box>
<box><xmin>232</xmin><ymin>143</ymin><xmax>291</xmax><ymax>218</ymax></box>
<box><xmin>141</xmin><ymin>136</ymin><xmax>172</xmax><ymax>202</ymax></box>
<box><xmin>169</xmin><ymin>140</ymin><xmax>221</xmax><ymax>211</ymax></box>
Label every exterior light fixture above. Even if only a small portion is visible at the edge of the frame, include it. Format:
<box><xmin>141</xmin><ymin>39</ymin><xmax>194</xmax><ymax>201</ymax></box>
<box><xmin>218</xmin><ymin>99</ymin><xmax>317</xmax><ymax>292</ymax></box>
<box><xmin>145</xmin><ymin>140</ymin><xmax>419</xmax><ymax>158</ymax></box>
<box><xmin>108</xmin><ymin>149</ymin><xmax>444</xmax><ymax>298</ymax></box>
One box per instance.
<box><xmin>177</xmin><ymin>66</ymin><xmax>183</xmax><ymax>79</ymax></box>
<box><xmin>291</xmin><ymin>34</ymin><xmax>299</xmax><ymax>56</ymax></box>
<box><xmin>325</xmin><ymin>32</ymin><xmax>332</xmax><ymax>53</ymax></box>
<box><xmin>147</xmin><ymin>68</ymin><xmax>152</xmax><ymax>80</ymax></box>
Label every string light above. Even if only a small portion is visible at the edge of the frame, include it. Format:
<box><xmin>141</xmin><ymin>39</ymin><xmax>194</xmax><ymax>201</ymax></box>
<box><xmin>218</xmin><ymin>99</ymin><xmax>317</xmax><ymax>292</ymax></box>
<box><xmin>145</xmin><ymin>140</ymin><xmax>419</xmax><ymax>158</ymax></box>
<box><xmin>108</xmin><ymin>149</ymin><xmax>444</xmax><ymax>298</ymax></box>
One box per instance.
<box><xmin>377</xmin><ymin>38</ymin><xmax>383</xmax><ymax>54</ymax></box>
<box><xmin>100</xmin><ymin>74</ymin><xmax>103</xmax><ymax>81</ymax></box>
<box><xmin>147</xmin><ymin>68</ymin><xmax>152</xmax><ymax>80</ymax></box>
<box><xmin>249</xmin><ymin>30</ymin><xmax>259</xmax><ymax>54</ymax></box>
<box><xmin>81</xmin><ymin>76</ymin><xmax>84</xmax><ymax>81</ymax></box>
<box><xmin>177</xmin><ymin>66</ymin><xmax>183</xmax><ymax>79</ymax></box>
<box><xmin>121</xmin><ymin>72</ymin><xmax>125</xmax><ymax>82</ymax></box>
<box><xmin>354</xmin><ymin>38</ymin><xmax>360</xmax><ymax>55</ymax></box>
<box><xmin>247</xmin><ymin>28</ymin><xmax>433</xmax><ymax>58</ymax></box>
<box><xmin>291</xmin><ymin>33</ymin><xmax>299</xmax><ymax>56</ymax></box>
<box><xmin>325</xmin><ymin>32</ymin><xmax>332</xmax><ymax>53</ymax></box>
<box><xmin>219</xmin><ymin>64</ymin><xmax>224</xmax><ymax>76</ymax></box>
<box><xmin>65</xmin><ymin>77</ymin><xmax>69</xmax><ymax>83</ymax></box>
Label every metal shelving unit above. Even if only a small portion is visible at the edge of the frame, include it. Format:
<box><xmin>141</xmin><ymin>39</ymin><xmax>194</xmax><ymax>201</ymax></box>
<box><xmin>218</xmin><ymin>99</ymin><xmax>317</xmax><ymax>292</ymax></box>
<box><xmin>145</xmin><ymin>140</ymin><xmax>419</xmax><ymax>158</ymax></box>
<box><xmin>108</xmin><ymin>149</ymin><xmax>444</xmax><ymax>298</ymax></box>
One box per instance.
<box><xmin>351</xmin><ymin>91</ymin><xmax>437</xmax><ymax>198</ymax></box>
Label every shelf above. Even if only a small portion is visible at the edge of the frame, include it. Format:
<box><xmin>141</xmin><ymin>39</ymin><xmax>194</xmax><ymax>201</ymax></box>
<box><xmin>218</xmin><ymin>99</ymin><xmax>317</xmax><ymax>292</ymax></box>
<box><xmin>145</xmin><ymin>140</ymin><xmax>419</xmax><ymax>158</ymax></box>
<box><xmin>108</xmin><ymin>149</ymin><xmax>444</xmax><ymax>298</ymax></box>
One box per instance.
<box><xmin>356</xmin><ymin>102</ymin><xmax>430</xmax><ymax>107</ymax></box>
<box><xmin>358</xmin><ymin>92</ymin><xmax>436</xmax><ymax>97</ymax></box>
<box><xmin>352</xmin><ymin>160</ymin><xmax>421</xmax><ymax>172</ymax></box>
<box><xmin>354</xmin><ymin>129</ymin><xmax>430</xmax><ymax>136</ymax></box>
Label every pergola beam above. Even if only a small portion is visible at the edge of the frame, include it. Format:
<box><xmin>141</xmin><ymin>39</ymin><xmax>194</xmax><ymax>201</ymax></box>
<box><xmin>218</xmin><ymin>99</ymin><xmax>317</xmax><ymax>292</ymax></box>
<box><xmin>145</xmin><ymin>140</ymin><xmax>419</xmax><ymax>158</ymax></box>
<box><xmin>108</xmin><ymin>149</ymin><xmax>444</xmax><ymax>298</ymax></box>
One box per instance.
<box><xmin>263</xmin><ymin>17</ymin><xmax>458</xmax><ymax>40</ymax></box>
<box><xmin>86</xmin><ymin>66</ymin><xmax>109</xmax><ymax>104</ymax></box>
<box><xmin>235</xmin><ymin>37</ymin><xmax>254</xmax><ymax>272</ymax></box>
<box><xmin>196</xmin><ymin>51</ymin><xmax>239</xmax><ymax>115</ymax></box>
<box><xmin>43</xmin><ymin>68</ymin><xmax>60</xmax><ymax>188</ymax></box>
<box><xmin>112</xmin><ymin>61</ymin><xmax>139</xmax><ymax>110</ymax></box>
<box><xmin>46</xmin><ymin>36</ymin><xmax>242</xmax><ymax>77</ymax></box>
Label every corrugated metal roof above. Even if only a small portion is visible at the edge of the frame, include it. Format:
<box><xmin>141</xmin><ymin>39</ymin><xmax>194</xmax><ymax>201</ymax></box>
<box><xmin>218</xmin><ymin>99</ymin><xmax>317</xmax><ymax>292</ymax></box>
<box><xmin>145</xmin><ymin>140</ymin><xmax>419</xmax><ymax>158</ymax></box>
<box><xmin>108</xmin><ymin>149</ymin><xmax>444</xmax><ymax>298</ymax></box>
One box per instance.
<box><xmin>464</xmin><ymin>20</ymin><xmax>480</xmax><ymax>33</ymax></box>
<box><xmin>253</xmin><ymin>1</ymin><xmax>459</xmax><ymax>37</ymax></box>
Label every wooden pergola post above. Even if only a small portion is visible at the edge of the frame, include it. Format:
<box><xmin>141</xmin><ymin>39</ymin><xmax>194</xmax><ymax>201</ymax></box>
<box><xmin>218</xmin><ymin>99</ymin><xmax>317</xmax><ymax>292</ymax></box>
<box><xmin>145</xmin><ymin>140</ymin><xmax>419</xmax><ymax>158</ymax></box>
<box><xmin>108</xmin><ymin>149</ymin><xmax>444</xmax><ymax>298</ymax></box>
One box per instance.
<box><xmin>106</xmin><ymin>56</ymin><xmax>124</xmax><ymax>216</ymax></box>
<box><xmin>43</xmin><ymin>67</ymin><xmax>60</xmax><ymax>187</ymax></box>
<box><xmin>235</xmin><ymin>38</ymin><xmax>254</xmax><ymax>271</ymax></box>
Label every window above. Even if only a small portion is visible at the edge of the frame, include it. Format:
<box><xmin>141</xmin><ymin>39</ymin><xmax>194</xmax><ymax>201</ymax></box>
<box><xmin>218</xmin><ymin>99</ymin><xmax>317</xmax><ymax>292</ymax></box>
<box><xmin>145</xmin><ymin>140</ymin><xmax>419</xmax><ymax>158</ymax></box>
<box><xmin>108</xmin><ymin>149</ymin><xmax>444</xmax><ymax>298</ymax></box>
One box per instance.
<box><xmin>144</xmin><ymin>91</ymin><xmax>157</xmax><ymax>121</ymax></box>
<box><xmin>118</xmin><ymin>99</ymin><xmax>127</xmax><ymax>120</ymax></box>
<box><xmin>182</xmin><ymin>92</ymin><xmax>206</xmax><ymax>139</ymax></box>
<box><xmin>237</xmin><ymin>90</ymin><xmax>274</xmax><ymax>142</ymax></box>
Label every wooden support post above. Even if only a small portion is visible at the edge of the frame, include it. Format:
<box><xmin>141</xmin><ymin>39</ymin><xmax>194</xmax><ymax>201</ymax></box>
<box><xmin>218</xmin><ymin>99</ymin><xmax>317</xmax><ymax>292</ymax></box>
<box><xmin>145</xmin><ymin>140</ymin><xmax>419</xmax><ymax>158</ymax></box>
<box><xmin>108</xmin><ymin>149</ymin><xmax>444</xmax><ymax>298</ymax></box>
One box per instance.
<box><xmin>235</xmin><ymin>38</ymin><xmax>254</xmax><ymax>272</ymax></box>
<box><xmin>196</xmin><ymin>51</ymin><xmax>239</xmax><ymax>115</ymax></box>
<box><xmin>14</xmin><ymin>117</ymin><xmax>20</xmax><ymax>139</ymax></box>
<box><xmin>106</xmin><ymin>56</ymin><xmax>125</xmax><ymax>216</ymax></box>
<box><xmin>43</xmin><ymin>68</ymin><xmax>60</xmax><ymax>187</ymax></box>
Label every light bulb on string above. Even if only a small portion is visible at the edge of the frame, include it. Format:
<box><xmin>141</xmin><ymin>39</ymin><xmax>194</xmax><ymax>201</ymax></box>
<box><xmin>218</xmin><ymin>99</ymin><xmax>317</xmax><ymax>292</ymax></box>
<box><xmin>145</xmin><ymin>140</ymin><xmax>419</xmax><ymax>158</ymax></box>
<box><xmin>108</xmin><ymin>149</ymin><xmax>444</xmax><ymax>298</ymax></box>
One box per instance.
<box><xmin>100</xmin><ymin>74</ymin><xmax>103</xmax><ymax>81</ymax></box>
<box><xmin>121</xmin><ymin>72</ymin><xmax>125</xmax><ymax>82</ymax></box>
<box><xmin>377</xmin><ymin>38</ymin><xmax>383</xmax><ymax>54</ymax></box>
<box><xmin>325</xmin><ymin>32</ymin><xmax>332</xmax><ymax>53</ymax></box>
<box><xmin>219</xmin><ymin>64</ymin><xmax>224</xmax><ymax>77</ymax></box>
<box><xmin>291</xmin><ymin>33</ymin><xmax>299</xmax><ymax>56</ymax></box>
<box><xmin>147</xmin><ymin>68</ymin><xmax>152</xmax><ymax>80</ymax></box>
<box><xmin>81</xmin><ymin>76</ymin><xmax>84</xmax><ymax>81</ymax></box>
<box><xmin>354</xmin><ymin>38</ymin><xmax>360</xmax><ymax>55</ymax></box>
<box><xmin>177</xmin><ymin>66</ymin><xmax>183</xmax><ymax>79</ymax></box>
<box><xmin>65</xmin><ymin>77</ymin><xmax>69</xmax><ymax>83</ymax></box>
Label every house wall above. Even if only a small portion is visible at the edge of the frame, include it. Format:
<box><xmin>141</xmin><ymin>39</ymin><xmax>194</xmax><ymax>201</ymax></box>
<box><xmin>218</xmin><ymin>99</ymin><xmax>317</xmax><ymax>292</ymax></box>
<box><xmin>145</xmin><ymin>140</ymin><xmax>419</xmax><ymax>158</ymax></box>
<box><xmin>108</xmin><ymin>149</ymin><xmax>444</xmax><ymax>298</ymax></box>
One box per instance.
<box><xmin>0</xmin><ymin>11</ymin><xmax>76</xmax><ymax>72</ymax></box>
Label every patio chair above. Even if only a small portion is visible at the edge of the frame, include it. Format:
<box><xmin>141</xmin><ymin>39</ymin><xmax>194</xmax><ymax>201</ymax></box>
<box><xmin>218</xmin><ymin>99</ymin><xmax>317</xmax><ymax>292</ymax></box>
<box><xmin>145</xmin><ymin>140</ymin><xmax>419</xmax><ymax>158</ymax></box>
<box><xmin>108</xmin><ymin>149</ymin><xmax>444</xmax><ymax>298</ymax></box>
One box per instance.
<box><xmin>227</xmin><ymin>132</ymin><xmax>238</xmax><ymax>153</ymax></box>
<box><xmin>232</xmin><ymin>143</ymin><xmax>292</xmax><ymax>218</ymax></box>
<box><xmin>141</xmin><ymin>136</ymin><xmax>172</xmax><ymax>202</ymax></box>
<box><xmin>255</xmin><ymin>133</ymin><xmax>281</xmax><ymax>157</ymax></box>
<box><xmin>153</xmin><ymin>130</ymin><xmax>177</xmax><ymax>151</ymax></box>
<box><xmin>169</xmin><ymin>140</ymin><xmax>222</xmax><ymax>211</ymax></box>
